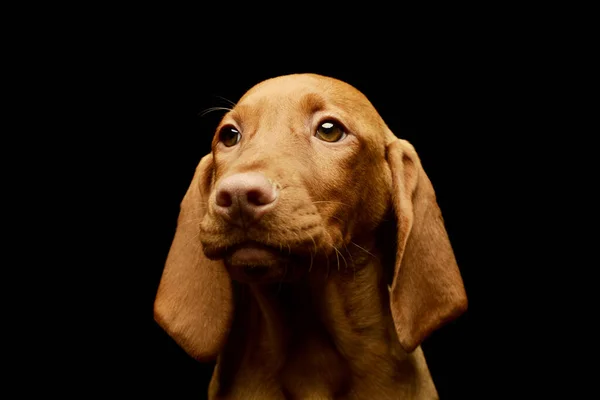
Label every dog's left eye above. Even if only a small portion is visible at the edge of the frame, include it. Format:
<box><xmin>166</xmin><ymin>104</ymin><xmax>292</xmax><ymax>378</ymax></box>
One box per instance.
<box><xmin>219</xmin><ymin>126</ymin><xmax>241</xmax><ymax>147</ymax></box>
<box><xmin>315</xmin><ymin>121</ymin><xmax>346</xmax><ymax>142</ymax></box>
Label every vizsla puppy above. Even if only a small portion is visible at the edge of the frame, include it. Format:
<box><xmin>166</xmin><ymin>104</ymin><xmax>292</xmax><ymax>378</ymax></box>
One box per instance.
<box><xmin>154</xmin><ymin>73</ymin><xmax>467</xmax><ymax>399</ymax></box>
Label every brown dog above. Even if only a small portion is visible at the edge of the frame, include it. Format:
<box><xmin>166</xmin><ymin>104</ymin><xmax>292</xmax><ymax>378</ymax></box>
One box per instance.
<box><xmin>154</xmin><ymin>73</ymin><xmax>467</xmax><ymax>399</ymax></box>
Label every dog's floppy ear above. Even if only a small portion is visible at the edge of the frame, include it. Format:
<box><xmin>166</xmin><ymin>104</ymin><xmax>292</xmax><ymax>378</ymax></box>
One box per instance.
<box><xmin>154</xmin><ymin>154</ymin><xmax>233</xmax><ymax>362</ymax></box>
<box><xmin>386</xmin><ymin>139</ymin><xmax>467</xmax><ymax>353</ymax></box>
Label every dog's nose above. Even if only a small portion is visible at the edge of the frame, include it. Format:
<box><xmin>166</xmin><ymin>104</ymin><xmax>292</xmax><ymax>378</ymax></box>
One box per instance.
<box><xmin>214</xmin><ymin>172</ymin><xmax>278</xmax><ymax>226</ymax></box>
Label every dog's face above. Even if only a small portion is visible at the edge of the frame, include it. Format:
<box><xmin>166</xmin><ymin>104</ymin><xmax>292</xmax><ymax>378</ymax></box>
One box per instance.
<box><xmin>154</xmin><ymin>73</ymin><xmax>466</xmax><ymax>360</ymax></box>
<box><xmin>198</xmin><ymin>74</ymin><xmax>394</xmax><ymax>284</ymax></box>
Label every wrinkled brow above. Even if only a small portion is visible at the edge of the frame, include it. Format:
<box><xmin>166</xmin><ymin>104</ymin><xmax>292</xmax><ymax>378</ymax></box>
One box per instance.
<box><xmin>227</xmin><ymin>92</ymin><xmax>328</xmax><ymax>124</ymax></box>
<box><xmin>298</xmin><ymin>92</ymin><xmax>327</xmax><ymax>114</ymax></box>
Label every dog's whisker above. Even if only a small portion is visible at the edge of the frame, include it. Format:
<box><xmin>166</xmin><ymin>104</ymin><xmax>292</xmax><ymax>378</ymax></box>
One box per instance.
<box><xmin>312</xmin><ymin>201</ymin><xmax>351</xmax><ymax>207</ymax></box>
<box><xmin>289</xmin><ymin>220</ymin><xmax>318</xmax><ymax>252</ymax></box>
<box><xmin>215</xmin><ymin>95</ymin><xmax>237</xmax><ymax>108</ymax></box>
<box><xmin>335</xmin><ymin>246</ymin><xmax>348</xmax><ymax>272</ymax></box>
<box><xmin>351</xmin><ymin>241</ymin><xmax>377</xmax><ymax>258</ymax></box>
<box><xmin>334</xmin><ymin>246</ymin><xmax>340</xmax><ymax>271</ymax></box>
<box><xmin>344</xmin><ymin>244</ymin><xmax>356</xmax><ymax>280</ymax></box>
<box><xmin>308</xmin><ymin>251</ymin><xmax>314</xmax><ymax>273</ymax></box>
<box><xmin>289</xmin><ymin>229</ymin><xmax>303</xmax><ymax>245</ymax></box>
<box><xmin>330</xmin><ymin>215</ymin><xmax>344</xmax><ymax>223</ymax></box>
<box><xmin>199</xmin><ymin>106</ymin><xmax>233</xmax><ymax>117</ymax></box>
<box><xmin>343</xmin><ymin>243</ymin><xmax>355</xmax><ymax>264</ymax></box>
<box><xmin>339</xmin><ymin>248</ymin><xmax>348</xmax><ymax>271</ymax></box>
<box><xmin>308</xmin><ymin>232</ymin><xmax>317</xmax><ymax>254</ymax></box>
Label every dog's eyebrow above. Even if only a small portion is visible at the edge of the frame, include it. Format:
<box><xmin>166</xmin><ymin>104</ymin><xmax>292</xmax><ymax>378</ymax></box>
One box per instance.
<box><xmin>229</xmin><ymin>92</ymin><xmax>327</xmax><ymax>125</ymax></box>
<box><xmin>223</xmin><ymin>106</ymin><xmax>246</xmax><ymax>126</ymax></box>
<box><xmin>298</xmin><ymin>92</ymin><xmax>327</xmax><ymax>114</ymax></box>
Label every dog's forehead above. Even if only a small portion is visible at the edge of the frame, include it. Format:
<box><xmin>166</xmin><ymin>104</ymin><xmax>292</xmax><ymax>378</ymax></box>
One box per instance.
<box><xmin>237</xmin><ymin>74</ymin><xmax>375</xmax><ymax>111</ymax></box>
<box><xmin>226</xmin><ymin>74</ymin><xmax>393</xmax><ymax>144</ymax></box>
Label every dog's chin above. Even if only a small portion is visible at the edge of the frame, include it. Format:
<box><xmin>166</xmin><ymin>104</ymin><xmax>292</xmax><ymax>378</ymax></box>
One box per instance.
<box><xmin>221</xmin><ymin>242</ymin><xmax>305</xmax><ymax>284</ymax></box>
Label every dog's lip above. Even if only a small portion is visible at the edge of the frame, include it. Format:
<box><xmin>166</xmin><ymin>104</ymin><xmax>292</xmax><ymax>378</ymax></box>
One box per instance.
<box><xmin>220</xmin><ymin>241</ymin><xmax>311</xmax><ymax>283</ymax></box>
<box><xmin>224</xmin><ymin>241</ymin><xmax>286</xmax><ymax>266</ymax></box>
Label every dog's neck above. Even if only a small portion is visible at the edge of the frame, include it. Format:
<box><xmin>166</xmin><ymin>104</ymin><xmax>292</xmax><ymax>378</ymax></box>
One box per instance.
<box><xmin>209</xmin><ymin>237</ymin><xmax>437</xmax><ymax>399</ymax></box>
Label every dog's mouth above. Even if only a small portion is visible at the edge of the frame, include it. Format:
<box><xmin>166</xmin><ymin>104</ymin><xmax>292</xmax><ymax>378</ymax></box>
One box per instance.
<box><xmin>222</xmin><ymin>241</ymin><xmax>306</xmax><ymax>284</ymax></box>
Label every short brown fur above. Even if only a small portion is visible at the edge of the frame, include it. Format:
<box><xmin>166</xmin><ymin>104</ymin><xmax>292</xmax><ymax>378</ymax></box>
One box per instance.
<box><xmin>154</xmin><ymin>74</ymin><xmax>467</xmax><ymax>399</ymax></box>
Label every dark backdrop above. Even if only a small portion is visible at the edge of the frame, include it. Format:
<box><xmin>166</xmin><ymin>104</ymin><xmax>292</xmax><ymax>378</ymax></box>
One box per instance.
<box><xmin>14</xmin><ymin>6</ymin><xmax>566</xmax><ymax>397</ymax></box>
<box><xmin>90</xmin><ymin>42</ymin><xmax>517</xmax><ymax>399</ymax></box>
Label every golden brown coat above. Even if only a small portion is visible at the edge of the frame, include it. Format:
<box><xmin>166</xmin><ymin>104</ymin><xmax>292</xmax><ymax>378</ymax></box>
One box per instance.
<box><xmin>155</xmin><ymin>74</ymin><xmax>467</xmax><ymax>399</ymax></box>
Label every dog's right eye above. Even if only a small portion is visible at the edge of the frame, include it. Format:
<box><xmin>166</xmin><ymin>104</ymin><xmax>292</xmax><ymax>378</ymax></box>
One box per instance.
<box><xmin>219</xmin><ymin>126</ymin><xmax>241</xmax><ymax>147</ymax></box>
<box><xmin>315</xmin><ymin>121</ymin><xmax>346</xmax><ymax>142</ymax></box>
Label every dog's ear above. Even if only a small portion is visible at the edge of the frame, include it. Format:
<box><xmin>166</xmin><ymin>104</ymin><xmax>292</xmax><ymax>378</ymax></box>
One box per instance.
<box><xmin>386</xmin><ymin>139</ymin><xmax>467</xmax><ymax>353</ymax></box>
<box><xmin>154</xmin><ymin>154</ymin><xmax>233</xmax><ymax>362</ymax></box>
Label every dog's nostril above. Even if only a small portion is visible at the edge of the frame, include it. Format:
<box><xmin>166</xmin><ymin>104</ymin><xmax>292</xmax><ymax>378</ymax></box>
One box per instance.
<box><xmin>214</xmin><ymin>173</ymin><xmax>278</xmax><ymax>222</ymax></box>
<box><xmin>216</xmin><ymin>191</ymin><xmax>233</xmax><ymax>207</ymax></box>
<box><xmin>246</xmin><ymin>189</ymin><xmax>270</xmax><ymax>206</ymax></box>
<box><xmin>243</xmin><ymin>266</ymin><xmax>269</xmax><ymax>278</ymax></box>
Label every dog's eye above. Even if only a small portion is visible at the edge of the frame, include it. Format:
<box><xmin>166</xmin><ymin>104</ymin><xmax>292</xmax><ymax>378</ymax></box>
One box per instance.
<box><xmin>219</xmin><ymin>126</ymin><xmax>241</xmax><ymax>147</ymax></box>
<box><xmin>315</xmin><ymin>121</ymin><xmax>346</xmax><ymax>142</ymax></box>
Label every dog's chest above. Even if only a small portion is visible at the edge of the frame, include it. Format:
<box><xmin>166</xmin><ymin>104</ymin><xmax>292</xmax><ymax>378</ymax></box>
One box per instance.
<box><xmin>278</xmin><ymin>331</ymin><xmax>352</xmax><ymax>398</ymax></box>
<box><xmin>223</xmin><ymin>292</ymin><xmax>354</xmax><ymax>398</ymax></box>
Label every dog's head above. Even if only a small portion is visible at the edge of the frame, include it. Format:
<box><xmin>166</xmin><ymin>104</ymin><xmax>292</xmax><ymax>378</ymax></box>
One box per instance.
<box><xmin>199</xmin><ymin>74</ymin><xmax>393</xmax><ymax>284</ymax></box>
<box><xmin>154</xmin><ymin>73</ymin><xmax>467</xmax><ymax>361</ymax></box>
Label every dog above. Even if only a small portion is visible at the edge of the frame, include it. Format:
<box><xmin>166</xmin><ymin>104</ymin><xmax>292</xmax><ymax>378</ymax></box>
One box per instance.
<box><xmin>154</xmin><ymin>73</ymin><xmax>467</xmax><ymax>399</ymax></box>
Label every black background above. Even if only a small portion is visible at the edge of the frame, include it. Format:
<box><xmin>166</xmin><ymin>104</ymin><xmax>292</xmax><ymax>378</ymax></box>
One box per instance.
<box><xmin>56</xmin><ymin>24</ymin><xmax>542</xmax><ymax>399</ymax></box>
<box><xmin>106</xmin><ymin>62</ymin><xmax>504</xmax><ymax>399</ymax></box>
<box><xmin>8</xmin><ymin>0</ymin><xmax>582</xmax><ymax>395</ymax></box>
